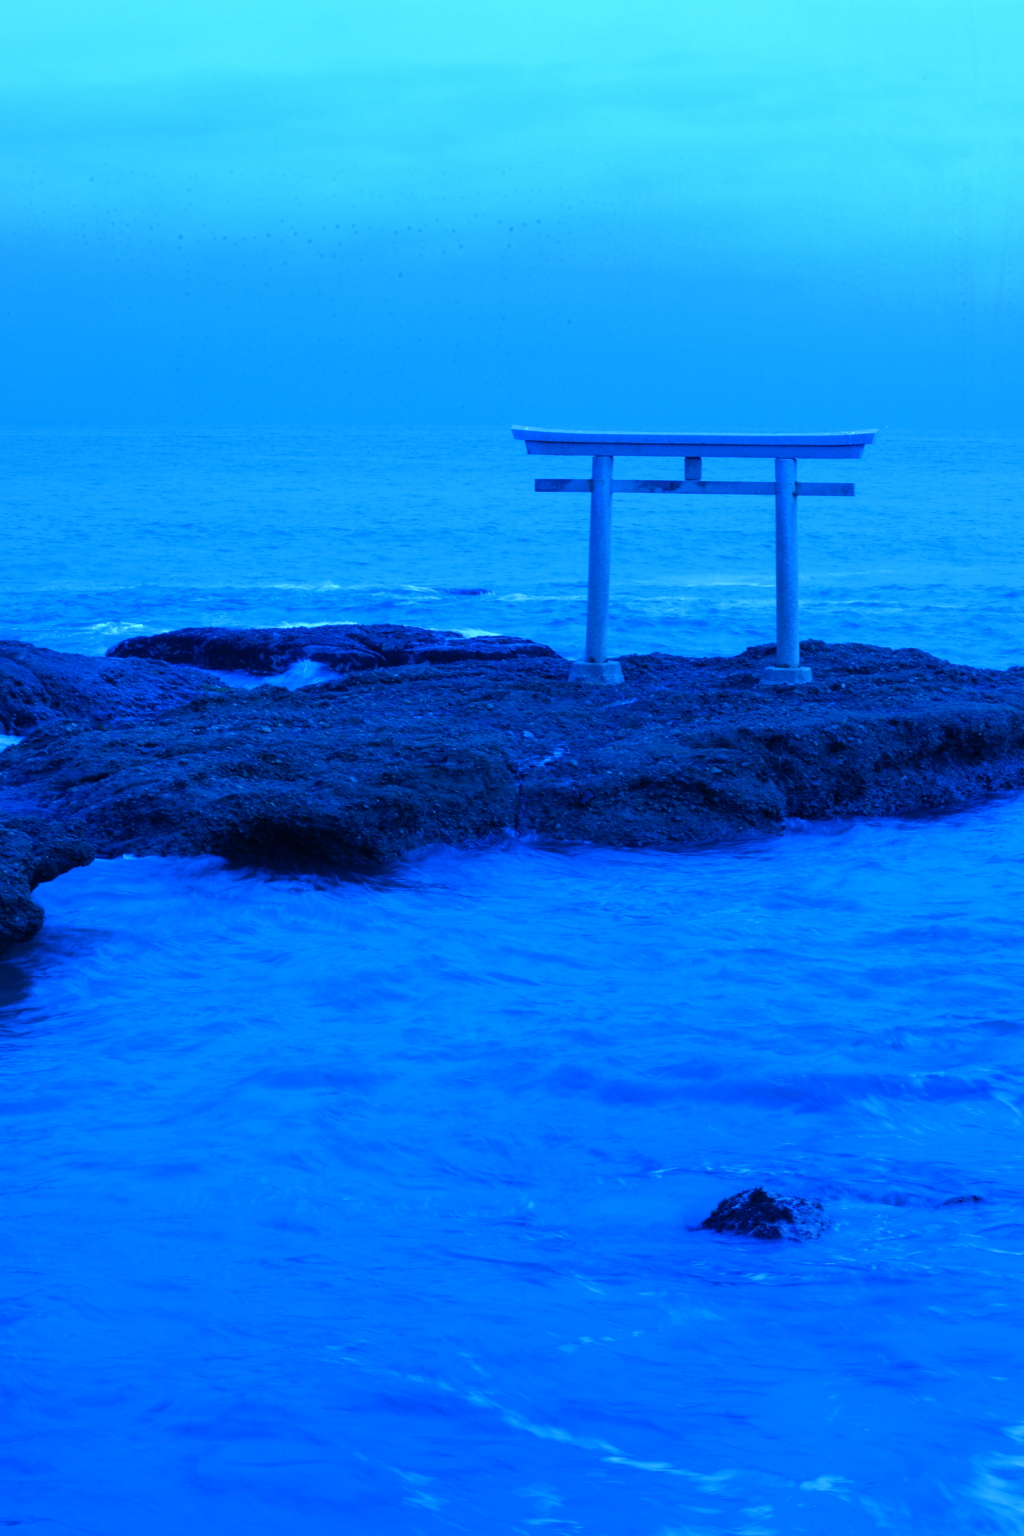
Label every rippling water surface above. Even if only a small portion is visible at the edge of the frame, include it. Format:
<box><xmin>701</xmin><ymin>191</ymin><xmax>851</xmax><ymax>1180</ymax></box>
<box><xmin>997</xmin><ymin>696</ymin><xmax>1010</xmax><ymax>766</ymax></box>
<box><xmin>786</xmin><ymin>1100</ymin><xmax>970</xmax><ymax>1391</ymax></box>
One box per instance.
<box><xmin>2</xmin><ymin>428</ymin><xmax>1024</xmax><ymax>1532</ymax></box>
<box><xmin>3</xmin><ymin>424</ymin><xmax>1024</xmax><ymax>666</ymax></box>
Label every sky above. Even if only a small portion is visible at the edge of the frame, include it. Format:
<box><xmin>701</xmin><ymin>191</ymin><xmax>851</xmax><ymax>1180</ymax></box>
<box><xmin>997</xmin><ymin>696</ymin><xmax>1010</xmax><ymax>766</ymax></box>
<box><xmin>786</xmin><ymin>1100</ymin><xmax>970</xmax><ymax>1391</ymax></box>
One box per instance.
<box><xmin>1</xmin><ymin>0</ymin><xmax>1022</xmax><ymax>427</ymax></box>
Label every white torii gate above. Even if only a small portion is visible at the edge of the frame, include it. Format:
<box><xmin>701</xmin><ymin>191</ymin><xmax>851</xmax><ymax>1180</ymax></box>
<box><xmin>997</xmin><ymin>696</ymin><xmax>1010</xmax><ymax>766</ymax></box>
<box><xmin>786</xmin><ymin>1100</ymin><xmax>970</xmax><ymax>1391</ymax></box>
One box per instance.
<box><xmin>512</xmin><ymin>427</ymin><xmax>877</xmax><ymax>685</ymax></box>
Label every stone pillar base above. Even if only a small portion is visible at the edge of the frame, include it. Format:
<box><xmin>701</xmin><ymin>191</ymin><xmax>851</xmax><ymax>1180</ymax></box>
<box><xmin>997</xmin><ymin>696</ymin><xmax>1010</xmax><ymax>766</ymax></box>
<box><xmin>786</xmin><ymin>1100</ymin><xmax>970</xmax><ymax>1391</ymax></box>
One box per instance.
<box><xmin>568</xmin><ymin>660</ymin><xmax>624</xmax><ymax>685</ymax></box>
<box><xmin>759</xmin><ymin>665</ymin><xmax>813</xmax><ymax>686</ymax></box>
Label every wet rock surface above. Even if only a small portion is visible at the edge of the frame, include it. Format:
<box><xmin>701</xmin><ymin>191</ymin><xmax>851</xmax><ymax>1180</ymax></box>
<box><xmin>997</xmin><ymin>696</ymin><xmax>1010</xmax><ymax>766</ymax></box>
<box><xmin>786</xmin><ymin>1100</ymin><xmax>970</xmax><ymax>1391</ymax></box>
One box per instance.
<box><xmin>2</xmin><ymin>630</ymin><xmax>1024</xmax><ymax>877</ymax></box>
<box><xmin>700</xmin><ymin>1186</ymin><xmax>829</xmax><ymax>1241</ymax></box>
<box><xmin>0</xmin><ymin>639</ymin><xmax>227</xmax><ymax>734</ymax></box>
<box><xmin>0</xmin><ymin>819</ymin><xmax>94</xmax><ymax>954</ymax></box>
<box><xmin>109</xmin><ymin>623</ymin><xmax>556</xmax><ymax>676</ymax></box>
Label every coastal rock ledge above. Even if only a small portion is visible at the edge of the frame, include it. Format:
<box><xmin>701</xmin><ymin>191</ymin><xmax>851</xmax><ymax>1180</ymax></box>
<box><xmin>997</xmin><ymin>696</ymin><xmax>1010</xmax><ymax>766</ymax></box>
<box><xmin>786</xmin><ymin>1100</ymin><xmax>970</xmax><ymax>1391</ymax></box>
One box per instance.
<box><xmin>2</xmin><ymin>627</ymin><xmax>1024</xmax><ymax>949</ymax></box>
<box><xmin>0</xmin><ymin>821</ymin><xmax>93</xmax><ymax>953</ymax></box>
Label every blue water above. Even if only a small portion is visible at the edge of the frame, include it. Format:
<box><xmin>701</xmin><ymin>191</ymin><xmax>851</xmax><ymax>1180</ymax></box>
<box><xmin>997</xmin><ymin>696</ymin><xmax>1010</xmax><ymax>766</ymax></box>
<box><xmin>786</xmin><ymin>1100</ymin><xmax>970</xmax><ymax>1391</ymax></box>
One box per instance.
<box><xmin>2</xmin><ymin>428</ymin><xmax>1024</xmax><ymax>1532</ymax></box>
<box><xmin>3</xmin><ymin>425</ymin><xmax>1024</xmax><ymax>667</ymax></box>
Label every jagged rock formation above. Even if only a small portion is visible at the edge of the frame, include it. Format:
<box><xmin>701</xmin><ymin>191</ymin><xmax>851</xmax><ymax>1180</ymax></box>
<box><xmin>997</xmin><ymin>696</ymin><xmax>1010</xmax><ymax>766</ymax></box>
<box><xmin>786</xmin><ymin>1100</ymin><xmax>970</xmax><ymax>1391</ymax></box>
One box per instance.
<box><xmin>2</xmin><ymin>637</ymin><xmax>1024</xmax><ymax>868</ymax></box>
<box><xmin>4</xmin><ymin>630</ymin><xmax>1024</xmax><ymax>943</ymax></box>
<box><xmin>0</xmin><ymin>638</ymin><xmax>227</xmax><ymax>734</ymax></box>
<box><xmin>109</xmin><ymin>623</ymin><xmax>556</xmax><ymax>675</ymax></box>
<box><xmin>700</xmin><ymin>1187</ymin><xmax>829</xmax><ymax>1241</ymax></box>
<box><xmin>0</xmin><ymin>820</ymin><xmax>94</xmax><ymax>954</ymax></box>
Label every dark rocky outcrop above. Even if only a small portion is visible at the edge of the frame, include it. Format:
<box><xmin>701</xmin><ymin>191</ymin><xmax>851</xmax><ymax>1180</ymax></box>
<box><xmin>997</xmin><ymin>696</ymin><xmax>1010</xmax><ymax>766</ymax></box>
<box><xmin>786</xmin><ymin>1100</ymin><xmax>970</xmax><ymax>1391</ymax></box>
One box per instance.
<box><xmin>0</xmin><ymin>696</ymin><xmax>518</xmax><ymax>868</ymax></box>
<box><xmin>109</xmin><ymin>623</ymin><xmax>556</xmax><ymax>676</ymax></box>
<box><xmin>0</xmin><ymin>625</ymin><xmax>558</xmax><ymax>947</ymax></box>
<box><xmin>3</xmin><ymin>636</ymin><xmax>1024</xmax><ymax>872</ymax></box>
<box><xmin>700</xmin><ymin>1187</ymin><xmax>828</xmax><ymax>1241</ymax></box>
<box><xmin>0</xmin><ymin>820</ymin><xmax>94</xmax><ymax>954</ymax></box>
<box><xmin>0</xmin><ymin>638</ymin><xmax>228</xmax><ymax>734</ymax></box>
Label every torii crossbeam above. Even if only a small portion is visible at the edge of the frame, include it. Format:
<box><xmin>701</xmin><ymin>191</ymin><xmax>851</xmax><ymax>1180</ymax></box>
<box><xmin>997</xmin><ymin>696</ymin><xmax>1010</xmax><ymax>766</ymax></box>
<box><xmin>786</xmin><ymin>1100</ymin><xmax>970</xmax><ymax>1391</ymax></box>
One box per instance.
<box><xmin>512</xmin><ymin>427</ymin><xmax>877</xmax><ymax>685</ymax></box>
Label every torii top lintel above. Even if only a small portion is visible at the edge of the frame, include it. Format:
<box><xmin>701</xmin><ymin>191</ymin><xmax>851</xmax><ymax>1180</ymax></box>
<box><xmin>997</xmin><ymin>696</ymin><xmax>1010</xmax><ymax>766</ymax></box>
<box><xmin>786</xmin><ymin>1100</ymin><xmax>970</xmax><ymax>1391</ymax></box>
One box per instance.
<box><xmin>511</xmin><ymin>428</ymin><xmax>877</xmax><ymax>459</ymax></box>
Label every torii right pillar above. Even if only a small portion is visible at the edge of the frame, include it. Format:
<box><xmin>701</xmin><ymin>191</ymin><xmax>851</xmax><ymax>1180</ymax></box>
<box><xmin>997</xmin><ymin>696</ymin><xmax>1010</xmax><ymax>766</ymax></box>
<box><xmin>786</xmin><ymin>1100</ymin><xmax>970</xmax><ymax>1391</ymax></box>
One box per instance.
<box><xmin>760</xmin><ymin>456</ymin><xmax>813</xmax><ymax>685</ymax></box>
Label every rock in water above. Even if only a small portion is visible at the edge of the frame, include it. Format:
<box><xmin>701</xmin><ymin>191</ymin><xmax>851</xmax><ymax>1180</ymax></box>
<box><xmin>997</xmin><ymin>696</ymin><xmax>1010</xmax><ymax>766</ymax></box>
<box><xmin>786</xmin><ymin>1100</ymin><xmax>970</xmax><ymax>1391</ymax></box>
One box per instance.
<box><xmin>108</xmin><ymin>623</ymin><xmax>557</xmax><ymax>675</ymax></box>
<box><xmin>0</xmin><ymin>820</ymin><xmax>94</xmax><ymax>955</ymax></box>
<box><xmin>8</xmin><ymin>635</ymin><xmax>1024</xmax><ymax>871</ymax></box>
<box><xmin>0</xmin><ymin>639</ymin><xmax>226</xmax><ymax>734</ymax></box>
<box><xmin>700</xmin><ymin>1186</ymin><xmax>828</xmax><ymax>1241</ymax></box>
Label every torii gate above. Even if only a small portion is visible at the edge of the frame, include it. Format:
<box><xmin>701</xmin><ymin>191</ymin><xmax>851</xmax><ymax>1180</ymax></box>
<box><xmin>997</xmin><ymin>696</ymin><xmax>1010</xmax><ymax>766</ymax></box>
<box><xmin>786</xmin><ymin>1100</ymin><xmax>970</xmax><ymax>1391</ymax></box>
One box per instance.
<box><xmin>512</xmin><ymin>427</ymin><xmax>877</xmax><ymax>685</ymax></box>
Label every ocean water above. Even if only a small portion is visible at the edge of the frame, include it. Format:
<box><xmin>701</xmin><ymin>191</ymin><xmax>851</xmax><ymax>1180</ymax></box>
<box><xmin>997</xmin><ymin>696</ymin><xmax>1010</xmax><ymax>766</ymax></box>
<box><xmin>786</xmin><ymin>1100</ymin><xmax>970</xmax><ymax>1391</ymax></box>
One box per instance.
<box><xmin>2</xmin><ymin>427</ymin><xmax>1024</xmax><ymax>1533</ymax></box>
<box><xmin>3</xmin><ymin>425</ymin><xmax>1024</xmax><ymax>667</ymax></box>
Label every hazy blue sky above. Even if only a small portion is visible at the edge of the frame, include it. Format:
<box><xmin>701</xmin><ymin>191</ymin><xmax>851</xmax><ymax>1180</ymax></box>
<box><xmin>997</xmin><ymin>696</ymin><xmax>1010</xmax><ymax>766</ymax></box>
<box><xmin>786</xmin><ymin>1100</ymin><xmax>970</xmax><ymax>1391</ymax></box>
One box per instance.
<box><xmin>2</xmin><ymin>0</ymin><xmax>1022</xmax><ymax>426</ymax></box>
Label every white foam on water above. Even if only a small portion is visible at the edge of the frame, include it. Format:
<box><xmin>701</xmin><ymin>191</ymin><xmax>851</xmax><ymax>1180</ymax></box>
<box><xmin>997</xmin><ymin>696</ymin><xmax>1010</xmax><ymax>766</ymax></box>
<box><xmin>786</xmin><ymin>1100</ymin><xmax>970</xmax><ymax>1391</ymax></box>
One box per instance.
<box><xmin>970</xmin><ymin>1451</ymin><xmax>1024</xmax><ymax>1533</ymax></box>
<box><xmin>211</xmin><ymin>657</ymin><xmax>339</xmax><ymax>690</ymax></box>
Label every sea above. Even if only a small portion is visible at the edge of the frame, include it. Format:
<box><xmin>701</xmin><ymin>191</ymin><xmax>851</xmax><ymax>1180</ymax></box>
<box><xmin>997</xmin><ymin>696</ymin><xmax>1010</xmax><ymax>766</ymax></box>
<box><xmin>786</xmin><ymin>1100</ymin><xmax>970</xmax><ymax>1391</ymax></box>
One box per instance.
<box><xmin>2</xmin><ymin>426</ymin><xmax>1024</xmax><ymax>1535</ymax></box>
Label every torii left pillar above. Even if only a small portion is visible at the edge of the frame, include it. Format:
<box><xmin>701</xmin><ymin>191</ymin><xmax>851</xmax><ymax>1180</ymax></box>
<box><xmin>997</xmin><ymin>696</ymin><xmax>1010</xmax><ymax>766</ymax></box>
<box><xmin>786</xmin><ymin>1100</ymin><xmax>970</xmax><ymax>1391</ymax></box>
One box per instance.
<box><xmin>568</xmin><ymin>455</ymin><xmax>624</xmax><ymax>684</ymax></box>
